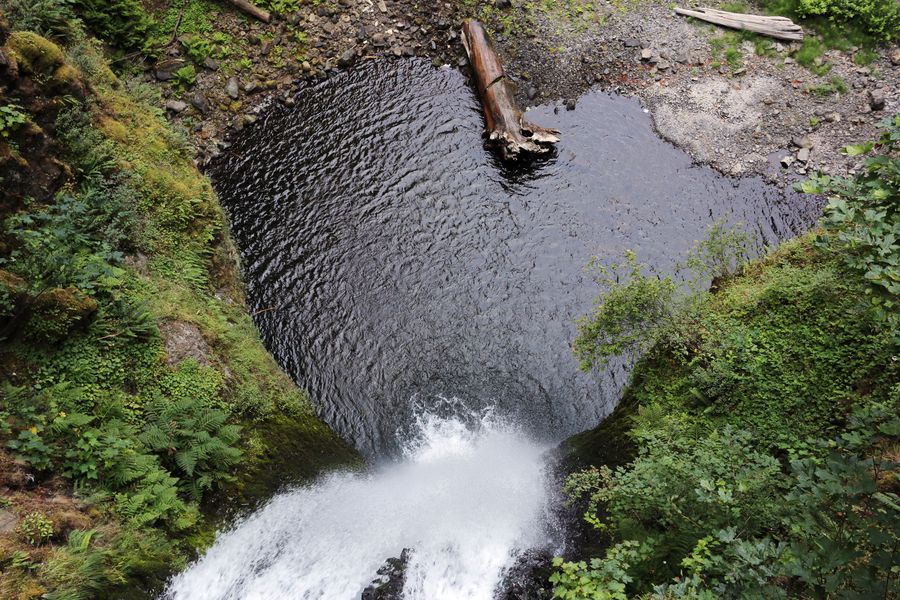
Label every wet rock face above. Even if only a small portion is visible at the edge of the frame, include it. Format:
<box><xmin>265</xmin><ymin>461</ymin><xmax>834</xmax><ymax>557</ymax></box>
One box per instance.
<box><xmin>495</xmin><ymin>549</ymin><xmax>555</xmax><ymax>599</ymax></box>
<box><xmin>361</xmin><ymin>549</ymin><xmax>410</xmax><ymax>599</ymax></box>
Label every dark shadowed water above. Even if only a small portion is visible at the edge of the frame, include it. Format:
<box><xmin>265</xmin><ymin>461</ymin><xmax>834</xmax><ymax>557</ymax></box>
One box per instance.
<box><xmin>210</xmin><ymin>58</ymin><xmax>819</xmax><ymax>459</ymax></box>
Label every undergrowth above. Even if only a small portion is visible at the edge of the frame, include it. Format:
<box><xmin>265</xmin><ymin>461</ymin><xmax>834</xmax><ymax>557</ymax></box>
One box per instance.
<box><xmin>557</xmin><ymin>118</ymin><xmax>899</xmax><ymax>597</ymax></box>
<box><xmin>0</xmin><ymin>23</ymin><xmax>358</xmax><ymax>599</ymax></box>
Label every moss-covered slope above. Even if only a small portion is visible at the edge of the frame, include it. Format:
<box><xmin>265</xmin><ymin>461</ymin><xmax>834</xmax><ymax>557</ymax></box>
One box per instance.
<box><xmin>0</xmin><ymin>21</ymin><xmax>358</xmax><ymax>599</ymax></box>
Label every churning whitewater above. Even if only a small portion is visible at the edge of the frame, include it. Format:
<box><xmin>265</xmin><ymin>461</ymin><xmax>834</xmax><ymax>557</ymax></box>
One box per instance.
<box><xmin>163</xmin><ymin>404</ymin><xmax>556</xmax><ymax>599</ymax></box>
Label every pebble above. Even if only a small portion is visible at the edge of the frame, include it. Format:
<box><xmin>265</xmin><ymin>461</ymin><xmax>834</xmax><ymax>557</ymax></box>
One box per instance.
<box><xmin>623</xmin><ymin>39</ymin><xmax>640</xmax><ymax>48</ymax></box>
<box><xmin>202</xmin><ymin>57</ymin><xmax>219</xmax><ymax>71</ymax></box>
<box><xmin>225</xmin><ymin>77</ymin><xmax>240</xmax><ymax>99</ymax></box>
<box><xmin>792</xmin><ymin>135</ymin><xmax>813</xmax><ymax>149</ymax></box>
<box><xmin>338</xmin><ymin>48</ymin><xmax>356</xmax><ymax>67</ymax></box>
<box><xmin>640</xmin><ymin>48</ymin><xmax>653</xmax><ymax>61</ymax></box>
<box><xmin>527</xmin><ymin>86</ymin><xmax>538</xmax><ymax>100</ymax></box>
<box><xmin>780</xmin><ymin>155</ymin><xmax>794</xmax><ymax>168</ymax></box>
<box><xmin>868</xmin><ymin>89</ymin><xmax>886</xmax><ymax>111</ymax></box>
<box><xmin>190</xmin><ymin>92</ymin><xmax>210</xmax><ymax>114</ymax></box>
<box><xmin>565</xmin><ymin>98</ymin><xmax>576</xmax><ymax>111</ymax></box>
<box><xmin>797</xmin><ymin>147</ymin><xmax>810</xmax><ymax>163</ymax></box>
<box><xmin>165</xmin><ymin>100</ymin><xmax>188</xmax><ymax>113</ymax></box>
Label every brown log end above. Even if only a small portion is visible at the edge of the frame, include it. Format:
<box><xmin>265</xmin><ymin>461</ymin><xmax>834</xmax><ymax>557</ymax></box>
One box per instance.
<box><xmin>462</xmin><ymin>19</ymin><xmax>559</xmax><ymax>160</ymax></box>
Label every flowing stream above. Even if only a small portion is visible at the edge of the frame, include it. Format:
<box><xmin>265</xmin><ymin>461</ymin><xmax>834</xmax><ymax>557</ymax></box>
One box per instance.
<box><xmin>165</xmin><ymin>58</ymin><xmax>820</xmax><ymax>598</ymax></box>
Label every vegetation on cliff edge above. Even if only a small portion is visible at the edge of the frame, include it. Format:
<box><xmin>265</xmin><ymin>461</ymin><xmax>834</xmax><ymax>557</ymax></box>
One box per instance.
<box><xmin>556</xmin><ymin>117</ymin><xmax>899</xmax><ymax>598</ymax></box>
<box><xmin>0</xmin><ymin>16</ymin><xmax>358</xmax><ymax>600</ymax></box>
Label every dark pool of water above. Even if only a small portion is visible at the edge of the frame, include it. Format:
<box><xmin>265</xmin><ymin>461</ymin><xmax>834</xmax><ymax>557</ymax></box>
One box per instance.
<box><xmin>210</xmin><ymin>58</ymin><xmax>820</xmax><ymax>458</ymax></box>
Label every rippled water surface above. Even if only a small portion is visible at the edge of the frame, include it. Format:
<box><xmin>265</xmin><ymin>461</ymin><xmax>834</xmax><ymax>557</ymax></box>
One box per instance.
<box><xmin>211</xmin><ymin>58</ymin><xmax>819</xmax><ymax>458</ymax></box>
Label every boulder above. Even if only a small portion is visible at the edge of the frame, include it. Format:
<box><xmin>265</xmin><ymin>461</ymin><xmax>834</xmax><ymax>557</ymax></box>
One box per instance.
<box><xmin>6</xmin><ymin>31</ymin><xmax>64</xmax><ymax>75</ymax></box>
<box><xmin>25</xmin><ymin>287</ymin><xmax>98</xmax><ymax>344</ymax></box>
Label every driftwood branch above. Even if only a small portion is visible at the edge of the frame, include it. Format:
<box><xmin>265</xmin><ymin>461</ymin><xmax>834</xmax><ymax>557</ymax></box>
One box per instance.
<box><xmin>674</xmin><ymin>7</ymin><xmax>803</xmax><ymax>41</ymax></box>
<box><xmin>462</xmin><ymin>19</ymin><xmax>559</xmax><ymax>160</ymax></box>
<box><xmin>221</xmin><ymin>0</ymin><xmax>271</xmax><ymax>23</ymax></box>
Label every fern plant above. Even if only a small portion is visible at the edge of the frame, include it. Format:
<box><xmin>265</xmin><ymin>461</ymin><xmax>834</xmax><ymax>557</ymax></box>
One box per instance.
<box><xmin>140</xmin><ymin>397</ymin><xmax>241</xmax><ymax>501</ymax></box>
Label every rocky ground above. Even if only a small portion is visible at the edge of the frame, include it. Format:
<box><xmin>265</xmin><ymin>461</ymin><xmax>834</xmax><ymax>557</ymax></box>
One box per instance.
<box><xmin>147</xmin><ymin>0</ymin><xmax>898</xmax><ymax>181</ymax></box>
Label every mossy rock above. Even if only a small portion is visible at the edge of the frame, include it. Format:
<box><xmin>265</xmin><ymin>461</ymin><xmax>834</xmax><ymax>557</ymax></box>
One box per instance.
<box><xmin>560</xmin><ymin>386</ymin><xmax>639</xmax><ymax>472</ymax></box>
<box><xmin>25</xmin><ymin>287</ymin><xmax>98</xmax><ymax>344</ymax></box>
<box><xmin>43</xmin><ymin>64</ymin><xmax>85</xmax><ymax>99</ymax></box>
<box><xmin>5</xmin><ymin>31</ymin><xmax>64</xmax><ymax>76</ymax></box>
<box><xmin>214</xmin><ymin>413</ymin><xmax>362</xmax><ymax>514</ymax></box>
<box><xmin>0</xmin><ymin>9</ymin><xmax>10</xmax><ymax>46</ymax></box>
<box><xmin>0</xmin><ymin>269</ymin><xmax>26</xmax><ymax>321</ymax></box>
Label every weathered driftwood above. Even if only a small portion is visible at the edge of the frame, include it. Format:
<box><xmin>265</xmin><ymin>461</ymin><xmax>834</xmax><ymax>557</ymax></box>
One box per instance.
<box><xmin>461</xmin><ymin>19</ymin><xmax>559</xmax><ymax>160</ymax></box>
<box><xmin>674</xmin><ymin>7</ymin><xmax>803</xmax><ymax>41</ymax></box>
<box><xmin>222</xmin><ymin>0</ymin><xmax>271</xmax><ymax>23</ymax></box>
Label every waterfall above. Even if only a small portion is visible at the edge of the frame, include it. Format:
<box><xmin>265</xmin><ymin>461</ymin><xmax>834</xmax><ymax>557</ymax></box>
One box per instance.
<box><xmin>163</xmin><ymin>403</ymin><xmax>556</xmax><ymax>599</ymax></box>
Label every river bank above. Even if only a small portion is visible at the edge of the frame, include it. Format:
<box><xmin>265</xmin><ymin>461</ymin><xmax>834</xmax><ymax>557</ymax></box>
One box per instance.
<box><xmin>140</xmin><ymin>0</ymin><xmax>898</xmax><ymax>181</ymax></box>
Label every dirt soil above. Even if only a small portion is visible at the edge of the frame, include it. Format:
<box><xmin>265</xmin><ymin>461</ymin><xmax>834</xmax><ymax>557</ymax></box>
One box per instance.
<box><xmin>150</xmin><ymin>0</ymin><xmax>898</xmax><ymax>182</ymax></box>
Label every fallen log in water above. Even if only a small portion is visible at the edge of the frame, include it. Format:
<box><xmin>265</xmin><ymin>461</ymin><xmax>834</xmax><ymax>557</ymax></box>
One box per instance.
<box><xmin>461</xmin><ymin>19</ymin><xmax>560</xmax><ymax>160</ymax></box>
<box><xmin>674</xmin><ymin>7</ymin><xmax>803</xmax><ymax>41</ymax></box>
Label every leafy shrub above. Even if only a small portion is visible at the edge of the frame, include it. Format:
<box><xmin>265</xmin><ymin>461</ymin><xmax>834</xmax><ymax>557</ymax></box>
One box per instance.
<box><xmin>74</xmin><ymin>0</ymin><xmax>154</xmax><ymax>50</ymax></box>
<box><xmin>6</xmin><ymin>194</ymin><xmax>127</xmax><ymax>297</ymax></box>
<box><xmin>574</xmin><ymin>220</ymin><xmax>754</xmax><ymax>371</ymax></box>
<box><xmin>798</xmin><ymin>114</ymin><xmax>899</xmax><ymax>335</ymax></box>
<box><xmin>181</xmin><ymin>36</ymin><xmax>212</xmax><ymax>64</ymax></box>
<box><xmin>573</xmin><ymin>251</ymin><xmax>678</xmax><ymax>371</ymax></box>
<box><xmin>550</xmin><ymin>541</ymin><xmax>655</xmax><ymax>600</ymax></box>
<box><xmin>794</xmin><ymin>0</ymin><xmax>900</xmax><ymax>41</ymax></box>
<box><xmin>172</xmin><ymin>64</ymin><xmax>197</xmax><ymax>91</ymax></box>
<box><xmin>0</xmin><ymin>103</ymin><xmax>28</xmax><ymax>138</ymax></box>
<box><xmin>556</xmin><ymin>403</ymin><xmax>899</xmax><ymax>597</ymax></box>
<box><xmin>140</xmin><ymin>396</ymin><xmax>241</xmax><ymax>501</ymax></box>
<box><xmin>19</xmin><ymin>512</ymin><xmax>54</xmax><ymax>546</ymax></box>
<box><xmin>1</xmin><ymin>0</ymin><xmax>80</xmax><ymax>41</ymax></box>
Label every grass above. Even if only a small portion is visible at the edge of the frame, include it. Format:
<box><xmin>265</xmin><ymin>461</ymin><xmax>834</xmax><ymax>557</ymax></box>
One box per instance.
<box><xmin>806</xmin><ymin>75</ymin><xmax>848</xmax><ymax>96</ymax></box>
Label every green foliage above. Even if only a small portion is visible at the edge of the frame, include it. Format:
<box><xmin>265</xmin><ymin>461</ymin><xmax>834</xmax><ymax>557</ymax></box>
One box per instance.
<box><xmin>797</xmin><ymin>114</ymin><xmax>900</xmax><ymax>334</ymax></box>
<box><xmin>19</xmin><ymin>512</ymin><xmax>54</xmax><ymax>546</ymax></box>
<box><xmin>794</xmin><ymin>0</ymin><xmax>899</xmax><ymax>41</ymax></box>
<box><xmin>677</xmin><ymin>221</ymin><xmax>752</xmax><ymax>289</ymax></box>
<box><xmin>566</xmin><ymin>124</ymin><xmax>899</xmax><ymax>596</ymax></box>
<box><xmin>257</xmin><ymin>0</ymin><xmax>304</xmax><ymax>15</ymax></box>
<box><xmin>172</xmin><ymin>64</ymin><xmax>197</xmax><ymax>92</ymax></box>
<box><xmin>557</xmin><ymin>403</ymin><xmax>899</xmax><ymax>597</ymax></box>
<box><xmin>182</xmin><ymin>36</ymin><xmax>212</xmax><ymax>64</ymax></box>
<box><xmin>1</xmin><ymin>0</ymin><xmax>81</xmax><ymax>41</ymax></box>
<box><xmin>793</xmin><ymin>37</ymin><xmax>832</xmax><ymax>74</ymax></box>
<box><xmin>74</xmin><ymin>0</ymin><xmax>154</xmax><ymax>50</ymax></box>
<box><xmin>141</xmin><ymin>395</ymin><xmax>241</xmax><ymax>501</ymax></box>
<box><xmin>0</xmin><ymin>103</ymin><xmax>28</xmax><ymax>138</ymax></box>
<box><xmin>550</xmin><ymin>541</ymin><xmax>655</xmax><ymax>599</ymax></box>
<box><xmin>573</xmin><ymin>251</ymin><xmax>678</xmax><ymax>371</ymax></box>
<box><xmin>575</xmin><ymin>220</ymin><xmax>755</xmax><ymax>372</ymax></box>
<box><xmin>806</xmin><ymin>75</ymin><xmax>848</xmax><ymax>96</ymax></box>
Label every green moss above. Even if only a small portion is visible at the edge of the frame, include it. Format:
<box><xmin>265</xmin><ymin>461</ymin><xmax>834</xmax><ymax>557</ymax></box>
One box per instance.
<box><xmin>5</xmin><ymin>31</ymin><xmax>65</xmax><ymax>75</ymax></box>
<box><xmin>0</xmin><ymin>29</ymin><xmax>359</xmax><ymax>599</ymax></box>
<box><xmin>25</xmin><ymin>287</ymin><xmax>98</xmax><ymax>344</ymax></box>
<box><xmin>567</xmin><ymin>234</ymin><xmax>896</xmax><ymax>463</ymax></box>
<box><xmin>43</xmin><ymin>63</ymin><xmax>84</xmax><ymax>97</ymax></box>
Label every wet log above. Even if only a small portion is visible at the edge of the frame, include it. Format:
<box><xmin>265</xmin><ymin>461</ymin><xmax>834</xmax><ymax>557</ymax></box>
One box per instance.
<box><xmin>674</xmin><ymin>7</ymin><xmax>803</xmax><ymax>41</ymax></box>
<box><xmin>222</xmin><ymin>0</ymin><xmax>271</xmax><ymax>23</ymax></box>
<box><xmin>461</xmin><ymin>19</ymin><xmax>559</xmax><ymax>160</ymax></box>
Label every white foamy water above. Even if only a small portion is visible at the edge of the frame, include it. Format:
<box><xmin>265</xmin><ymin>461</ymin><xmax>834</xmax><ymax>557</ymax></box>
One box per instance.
<box><xmin>163</xmin><ymin>406</ymin><xmax>555</xmax><ymax>600</ymax></box>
